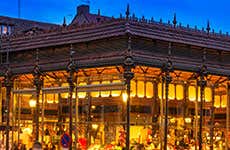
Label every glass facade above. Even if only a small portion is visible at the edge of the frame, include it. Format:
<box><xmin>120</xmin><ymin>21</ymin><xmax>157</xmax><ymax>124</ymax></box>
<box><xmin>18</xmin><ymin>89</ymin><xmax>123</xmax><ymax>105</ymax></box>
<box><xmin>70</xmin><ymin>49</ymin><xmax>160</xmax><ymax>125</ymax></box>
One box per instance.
<box><xmin>0</xmin><ymin>66</ymin><xmax>229</xmax><ymax>149</ymax></box>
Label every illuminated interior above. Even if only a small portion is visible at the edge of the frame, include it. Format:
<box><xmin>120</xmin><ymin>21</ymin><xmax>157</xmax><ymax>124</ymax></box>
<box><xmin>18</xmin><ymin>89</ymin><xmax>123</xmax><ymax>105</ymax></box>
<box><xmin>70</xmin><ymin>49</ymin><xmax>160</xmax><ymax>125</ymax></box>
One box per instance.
<box><xmin>0</xmin><ymin>66</ymin><xmax>228</xmax><ymax>149</ymax></box>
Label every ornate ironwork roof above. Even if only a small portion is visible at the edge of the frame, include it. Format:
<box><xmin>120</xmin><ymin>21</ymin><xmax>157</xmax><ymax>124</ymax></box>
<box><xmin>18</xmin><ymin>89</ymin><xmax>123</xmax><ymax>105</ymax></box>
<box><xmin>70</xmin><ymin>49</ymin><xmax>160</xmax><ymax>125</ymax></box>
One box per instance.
<box><xmin>1</xmin><ymin>19</ymin><xmax>230</xmax><ymax>52</ymax></box>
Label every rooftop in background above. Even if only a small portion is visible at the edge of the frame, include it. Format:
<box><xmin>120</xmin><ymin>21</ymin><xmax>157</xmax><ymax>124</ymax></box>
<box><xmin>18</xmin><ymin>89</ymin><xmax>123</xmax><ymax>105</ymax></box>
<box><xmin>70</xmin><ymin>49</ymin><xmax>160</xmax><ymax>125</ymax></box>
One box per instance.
<box><xmin>0</xmin><ymin>4</ymin><xmax>112</xmax><ymax>35</ymax></box>
<box><xmin>0</xmin><ymin>16</ymin><xmax>59</xmax><ymax>35</ymax></box>
<box><xmin>70</xmin><ymin>5</ymin><xmax>111</xmax><ymax>26</ymax></box>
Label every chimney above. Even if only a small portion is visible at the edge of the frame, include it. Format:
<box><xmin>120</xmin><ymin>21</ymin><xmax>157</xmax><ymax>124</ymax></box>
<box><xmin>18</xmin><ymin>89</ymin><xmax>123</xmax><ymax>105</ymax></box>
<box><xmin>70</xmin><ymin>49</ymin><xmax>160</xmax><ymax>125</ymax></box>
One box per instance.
<box><xmin>77</xmin><ymin>5</ymin><xmax>89</xmax><ymax>16</ymax></box>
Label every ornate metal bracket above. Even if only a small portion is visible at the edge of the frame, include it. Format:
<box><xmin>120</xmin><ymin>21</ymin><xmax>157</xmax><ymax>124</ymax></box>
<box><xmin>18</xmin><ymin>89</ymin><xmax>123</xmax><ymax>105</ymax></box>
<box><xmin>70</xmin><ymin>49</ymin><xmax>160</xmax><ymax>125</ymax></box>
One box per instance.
<box><xmin>4</xmin><ymin>65</ymin><xmax>13</xmax><ymax>150</ymax></box>
<box><xmin>197</xmin><ymin>49</ymin><xmax>208</xmax><ymax>150</ymax></box>
<box><xmin>4</xmin><ymin>36</ymin><xmax>13</xmax><ymax>150</ymax></box>
<box><xmin>32</xmin><ymin>49</ymin><xmax>43</xmax><ymax>142</ymax></box>
<box><xmin>162</xmin><ymin>42</ymin><xmax>173</xmax><ymax>150</ymax></box>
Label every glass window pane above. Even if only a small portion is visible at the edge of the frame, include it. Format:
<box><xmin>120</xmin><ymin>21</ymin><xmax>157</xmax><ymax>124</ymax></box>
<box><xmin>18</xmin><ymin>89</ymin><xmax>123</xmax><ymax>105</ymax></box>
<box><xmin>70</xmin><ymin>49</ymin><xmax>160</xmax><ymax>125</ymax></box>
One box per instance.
<box><xmin>137</xmin><ymin>81</ymin><xmax>144</xmax><ymax>98</ymax></box>
<box><xmin>221</xmin><ymin>95</ymin><xmax>227</xmax><ymax>108</ymax></box>
<box><xmin>197</xmin><ymin>87</ymin><xmax>201</xmax><ymax>102</ymax></box>
<box><xmin>176</xmin><ymin>85</ymin><xmax>184</xmax><ymax>100</ymax></box>
<box><xmin>189</xmin><ymin>86</ymin><xmax>201</xmax><ymax>101</ymax></box>
<box><xmin>169</xmin><ymin>84</ymin><xmax>175</xmax><ymax>100</ymax></box>
<box><xmin>189</xmin><ymin>86</ymin><xmax>196</xmax><ymax>101</ymax></box>
<box><xmin>204</xmin><ymin>87</ymin><xmax>212</xmax><ymax>102</ymax></box>
<box><xmin>158</xmin><ymin>83</ymin><xmax>165</xmax><ymax>99</ymax></box>
<box><xmin>131</xmin><ymin>80</ymin><xmax>136</xmax><ymax>97</ymax></box>
<box><xmin>146</xmin><ymin>82</ymin><xmax>153</xmax><ymax>98</ymax></box>
<box><xmin>214</xmin><ymin>95</ymin><xmax>221</xmax><ymax>108</ymax></box>
<box><xmin>3</xmin><ymin>26</ymin><xmax>7</xmax><ymax>34</ymax></box>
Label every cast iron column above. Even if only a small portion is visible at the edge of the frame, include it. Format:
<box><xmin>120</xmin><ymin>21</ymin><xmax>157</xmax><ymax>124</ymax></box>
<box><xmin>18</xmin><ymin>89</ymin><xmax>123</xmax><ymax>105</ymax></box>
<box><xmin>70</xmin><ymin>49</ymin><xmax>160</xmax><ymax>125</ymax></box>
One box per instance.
<box><xmin>4</xmin><ymin>33</ymin><xmax>13</xmax><ymax>150</ymax></box>
<box><xmin>164</xmin><ymin>70</ymin><xmax>172</xmax><ymax>150</ymax></box>
<box><xmin>226</xmin><ymin>83</ymin><xmax>230</xmax><ymax>150</ymax></box>
<box><xmin>4</xmin><ymin>67</ymin><xmax>13</xmax><ymax>150</ymax></box>
<box><xmin>123</xmin><ymin>36</ymin><xmax>134</xmax><ymax>150</ymax></box>
<box><xmin>67</xmin><ymin>45</ymin><xmax>76</xmax><ymax>150</ymax></box>
<box><xmin>163</xmin><ymin>42</ymin><xmax>173</xmax><ymax>150</ymax></box>
<box><xmin>198</xmin><ymin>50</ymin><xmax>207</xmax><ymax>150</ymax></box>
<box><xmin>74</xmin><ymin>73</ymin><xmax>79</xmax><ymax>150</ymax></box>
<box><xmin>210</xmin><ymin>86</ymin><xmax>215</xmax><ymax>150</ymax></box>
<box><xmin>33</xmin><ymin>49</ymin><xmax>43</xmax><ymax>142</ymax></box>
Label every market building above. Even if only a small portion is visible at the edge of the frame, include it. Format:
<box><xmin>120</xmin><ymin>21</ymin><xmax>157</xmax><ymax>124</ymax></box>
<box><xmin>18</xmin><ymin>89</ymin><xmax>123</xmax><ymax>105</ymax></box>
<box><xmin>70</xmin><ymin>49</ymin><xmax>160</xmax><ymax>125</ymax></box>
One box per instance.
<box><xmin>0</xmin><ymin>4</ymin><xmax>229</xmax><ymax>150</ymax></box>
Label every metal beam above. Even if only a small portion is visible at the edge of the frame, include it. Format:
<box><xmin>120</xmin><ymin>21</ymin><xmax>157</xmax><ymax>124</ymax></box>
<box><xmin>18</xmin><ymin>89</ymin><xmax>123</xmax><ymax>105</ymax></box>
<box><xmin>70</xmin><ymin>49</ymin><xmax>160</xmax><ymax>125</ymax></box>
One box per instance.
<box><xmin>226</xmin><ymin>83</ymin><xmax>230</xmax><ymax>150</ymax></box>
<box><xmin>12</xmin><ymin>82</ymin><xmax>125</xmax><ymax>94</ymax></box>
<box><xmin>123</xmin><ymin>35</ymin><xmax>134</xmax><ymax>150</ymax></box>
<box><xmin>210</xmin><ymin>86</ymin><xmax>215</xmax><ymax>150</ymax></box>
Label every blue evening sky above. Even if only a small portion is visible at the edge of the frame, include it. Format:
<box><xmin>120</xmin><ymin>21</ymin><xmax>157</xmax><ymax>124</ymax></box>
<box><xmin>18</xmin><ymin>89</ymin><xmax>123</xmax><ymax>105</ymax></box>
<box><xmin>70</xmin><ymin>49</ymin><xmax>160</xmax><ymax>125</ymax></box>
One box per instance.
<box><xmin>0</xmin><ymin>0</ymin><xmax>229</xmax><ymax>33</ymax></box>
